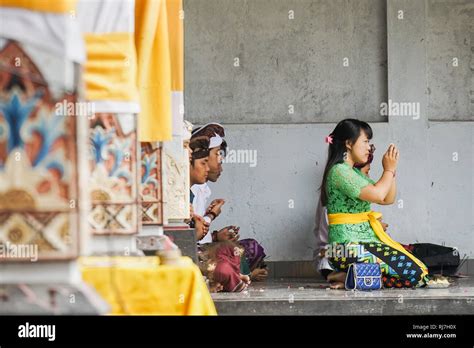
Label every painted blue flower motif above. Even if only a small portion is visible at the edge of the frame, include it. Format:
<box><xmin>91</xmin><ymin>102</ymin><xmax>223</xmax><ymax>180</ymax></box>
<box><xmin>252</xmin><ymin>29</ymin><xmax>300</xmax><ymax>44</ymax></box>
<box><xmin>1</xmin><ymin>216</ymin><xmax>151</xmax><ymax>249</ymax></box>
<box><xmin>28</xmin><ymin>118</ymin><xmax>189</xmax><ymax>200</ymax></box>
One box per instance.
<box><xmin>0</xmin><ymin>91</ymin><xmax>42</xmax><ymax>153</ymax></box>
<box><xmin>90</xmin><ymin>127</ymin><xmax>114</xmax><ymax>164</ymax></box>
<box><xmin>141</xmin><ymin>151</ymin><xmax>157</xmax><ymax>185</ymax></box>
<box><xmin>108</xmin><ymin>137</ymin><xmax>132</xmax><ymax>183</ymax></box>
<box><xmin>36</xmin><ymin>148</ymin><xmax>68</xmax><ymax>180</ymax></box>
<box><xmin>25</xmin><ymin>113</ymin><xmax>66</xmax><ymax>167</ymax></box>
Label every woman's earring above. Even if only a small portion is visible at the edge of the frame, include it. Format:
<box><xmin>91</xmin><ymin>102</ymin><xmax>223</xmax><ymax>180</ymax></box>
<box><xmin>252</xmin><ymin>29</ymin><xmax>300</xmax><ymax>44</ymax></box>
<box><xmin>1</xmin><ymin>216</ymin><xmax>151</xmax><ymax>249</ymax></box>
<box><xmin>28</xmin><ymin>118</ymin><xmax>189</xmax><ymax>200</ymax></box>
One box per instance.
<box><xmin>343</xmin><ymin>151</ymin><xmax>348</xmax><ymax>161</ymax></box>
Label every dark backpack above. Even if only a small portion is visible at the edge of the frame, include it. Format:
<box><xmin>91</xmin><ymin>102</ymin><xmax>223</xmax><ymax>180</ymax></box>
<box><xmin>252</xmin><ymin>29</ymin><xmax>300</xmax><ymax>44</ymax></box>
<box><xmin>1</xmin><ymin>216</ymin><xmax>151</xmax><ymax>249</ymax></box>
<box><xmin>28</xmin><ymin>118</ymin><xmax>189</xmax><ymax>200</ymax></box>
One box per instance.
<box><xmin>408</xmin><ymin>243</ymin><xmax>460</xmax><ymax>275</ymax></box>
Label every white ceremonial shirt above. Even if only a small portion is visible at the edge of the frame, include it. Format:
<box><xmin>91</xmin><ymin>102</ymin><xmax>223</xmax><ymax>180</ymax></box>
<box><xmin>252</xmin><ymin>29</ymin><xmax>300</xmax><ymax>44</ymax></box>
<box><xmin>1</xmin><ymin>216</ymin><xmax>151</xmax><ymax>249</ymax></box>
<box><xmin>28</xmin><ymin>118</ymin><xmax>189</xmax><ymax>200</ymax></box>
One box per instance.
<box><xmin>191</xmin><ymin>183</ymin><xmax>213</xmax><ymax>244</ymax></box>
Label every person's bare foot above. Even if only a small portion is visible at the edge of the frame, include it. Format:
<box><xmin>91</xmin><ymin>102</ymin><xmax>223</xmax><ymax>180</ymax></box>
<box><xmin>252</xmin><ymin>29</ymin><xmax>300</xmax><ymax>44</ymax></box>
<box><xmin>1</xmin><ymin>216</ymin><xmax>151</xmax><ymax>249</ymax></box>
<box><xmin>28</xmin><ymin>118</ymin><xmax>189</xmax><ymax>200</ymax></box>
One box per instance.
<box><xmin>250</xmin><ymin>268</ymin><xmax>268</xmax><ymax>281</ymax></box>
<box><xmin>327</xmin><ymin>271</ymin><xmax>346</xmax><ymax>283</ymax></box>
<box><xmin>329</xmin><ymin>281</ymin><xmax>345</xmax><ymax>289</ymax></box>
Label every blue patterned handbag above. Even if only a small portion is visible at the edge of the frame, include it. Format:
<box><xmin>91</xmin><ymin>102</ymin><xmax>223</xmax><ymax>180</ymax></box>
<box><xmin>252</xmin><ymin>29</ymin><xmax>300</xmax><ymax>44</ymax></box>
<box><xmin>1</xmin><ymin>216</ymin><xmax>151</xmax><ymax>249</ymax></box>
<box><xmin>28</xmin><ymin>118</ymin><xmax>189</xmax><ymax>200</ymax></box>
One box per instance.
<box><xmin>345</xmin><ymin>263</ymin><xmax>382</xmax><ymax>290</ymax></box>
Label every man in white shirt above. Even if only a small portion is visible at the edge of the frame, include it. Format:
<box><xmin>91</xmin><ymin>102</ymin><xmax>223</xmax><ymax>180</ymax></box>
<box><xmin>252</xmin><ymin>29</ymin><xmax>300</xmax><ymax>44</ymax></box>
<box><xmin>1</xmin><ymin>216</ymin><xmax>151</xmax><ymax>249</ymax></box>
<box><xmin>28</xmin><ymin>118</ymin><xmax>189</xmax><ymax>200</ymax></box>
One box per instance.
<box><xmin>191</xmin><ymin>123</ymin><xmax>268</xmax><ymax>282</ymax></box>
<box><xmin>191</xmin><ymin>123</ymin><xmax>238</xmax><ymax>244</ymax></box>
<box><xmin>188</xmin><ymin>137</ymin><xmax>211</xmax><ymax>241</ymax></box>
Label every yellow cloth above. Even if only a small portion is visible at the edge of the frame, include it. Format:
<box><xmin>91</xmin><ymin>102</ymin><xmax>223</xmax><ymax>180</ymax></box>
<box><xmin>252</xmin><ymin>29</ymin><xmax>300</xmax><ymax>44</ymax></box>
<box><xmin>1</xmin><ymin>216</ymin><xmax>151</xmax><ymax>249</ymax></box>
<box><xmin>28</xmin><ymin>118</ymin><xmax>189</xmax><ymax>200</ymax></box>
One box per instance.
<box><xmin>328</xmin><ymin>211</ymin><xmax>429</xmax><ymax>278</ymax></box>
<box><xmin>135</xmin><ymin>0</ymin><xmax>173</xmax><ymax>142</ymax></box>
<box><xmin>0</xmin><ymin>0</ymin><xmax>76</xmax><ymax>13</ymax></box>
<box><xmin>83</xmin><ymin>32</ymin><xmax>139</xmax><ymax>102</ymax></box>
<box><xmin>166</xmin><ymin>0</ymin><xmax>183</xmax><ymax>91</ymax></box>
<box><xmin>80</xmin><ymin>256</ymin><xmax>217</xmax><ymax>316</ymax></box>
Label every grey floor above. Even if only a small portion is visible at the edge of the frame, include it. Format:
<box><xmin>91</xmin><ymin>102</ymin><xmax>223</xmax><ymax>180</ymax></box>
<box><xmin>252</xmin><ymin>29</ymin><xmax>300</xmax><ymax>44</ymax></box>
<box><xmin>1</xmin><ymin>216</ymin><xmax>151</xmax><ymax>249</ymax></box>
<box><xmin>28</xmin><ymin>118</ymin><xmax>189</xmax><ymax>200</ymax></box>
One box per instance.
<box><xmin>212</xmin><ymin>277</ymin><xmax>474</xmax><ymax>315</ymax></box>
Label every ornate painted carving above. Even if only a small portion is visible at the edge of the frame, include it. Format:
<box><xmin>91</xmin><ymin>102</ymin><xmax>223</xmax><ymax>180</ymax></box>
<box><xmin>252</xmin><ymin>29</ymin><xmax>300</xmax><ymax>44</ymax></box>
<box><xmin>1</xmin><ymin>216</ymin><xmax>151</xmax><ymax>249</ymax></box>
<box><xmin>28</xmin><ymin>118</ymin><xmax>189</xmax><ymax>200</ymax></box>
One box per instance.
<box><xmin>140</xmin><ymin>142</ymin><xmax>163</xmax><ymax>225</ymax></box>
<box><xmin>161</xmin><ymin>137</ymin><xmax>190</xmax><ymax>223</ymax></box>
<box><xmin>88</xmin><ymin>113</ymin><xmax>139</xmax><ymax>234</ymax></box>
<box><xmin>0</xmin><ymin>40</ymin><xmax>80</xmax><ymax>260</ymax></box>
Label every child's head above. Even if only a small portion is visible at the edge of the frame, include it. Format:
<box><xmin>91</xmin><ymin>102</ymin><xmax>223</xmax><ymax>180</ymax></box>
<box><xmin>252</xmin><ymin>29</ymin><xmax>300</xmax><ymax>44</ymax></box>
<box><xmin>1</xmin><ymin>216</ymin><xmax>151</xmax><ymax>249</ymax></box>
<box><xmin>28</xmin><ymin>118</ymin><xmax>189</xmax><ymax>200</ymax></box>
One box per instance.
<box><xmin>354</xmin><ymin>144</ymin><xmax>375</xmax><ymax>176</ymax></box>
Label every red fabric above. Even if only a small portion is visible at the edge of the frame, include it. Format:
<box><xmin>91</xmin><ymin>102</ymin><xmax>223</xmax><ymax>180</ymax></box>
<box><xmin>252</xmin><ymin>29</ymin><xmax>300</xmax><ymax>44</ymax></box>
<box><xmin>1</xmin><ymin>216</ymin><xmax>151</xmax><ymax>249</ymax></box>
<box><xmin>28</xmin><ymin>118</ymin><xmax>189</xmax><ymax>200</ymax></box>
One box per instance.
<box><xmin>213</xmin><ymin>244</ymin><xmax>245</xmax><ymax>292</ymax></box>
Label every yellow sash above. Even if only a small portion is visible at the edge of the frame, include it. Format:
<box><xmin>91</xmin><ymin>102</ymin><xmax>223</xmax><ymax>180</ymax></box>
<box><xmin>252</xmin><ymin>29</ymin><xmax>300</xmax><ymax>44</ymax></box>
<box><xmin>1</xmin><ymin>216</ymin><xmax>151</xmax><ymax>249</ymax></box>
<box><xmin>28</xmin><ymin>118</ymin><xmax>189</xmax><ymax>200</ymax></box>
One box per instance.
<box><xmin>328</xmin><ymin>211</ymin><xmax>428</xmax><ymax>278</ymax></box>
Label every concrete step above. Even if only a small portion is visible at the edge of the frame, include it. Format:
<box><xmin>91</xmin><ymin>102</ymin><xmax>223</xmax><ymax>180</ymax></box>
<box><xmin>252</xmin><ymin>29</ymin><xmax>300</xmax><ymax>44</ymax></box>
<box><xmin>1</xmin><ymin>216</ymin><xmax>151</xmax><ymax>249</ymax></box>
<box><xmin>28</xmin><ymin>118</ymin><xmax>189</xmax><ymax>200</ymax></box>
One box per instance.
<box><xmin>212</xmin><ymin>277</ymin><xmax>474</xmax><ymax>315</ymax></box>
<box><xmin>137</xmin><ymin>228</ymin><xmax>198</xmax><ymax>263</ymax></box>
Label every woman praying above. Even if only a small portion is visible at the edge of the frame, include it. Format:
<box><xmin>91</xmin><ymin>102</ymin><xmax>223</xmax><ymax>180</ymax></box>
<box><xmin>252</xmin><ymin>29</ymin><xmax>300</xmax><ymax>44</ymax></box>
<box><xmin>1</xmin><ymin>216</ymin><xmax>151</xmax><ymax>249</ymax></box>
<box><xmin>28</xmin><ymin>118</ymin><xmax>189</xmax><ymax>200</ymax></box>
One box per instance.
<box><xmin>320</xmin><ymin>119</ymin><xmax>429</xmax><ymax>289</ymax></box>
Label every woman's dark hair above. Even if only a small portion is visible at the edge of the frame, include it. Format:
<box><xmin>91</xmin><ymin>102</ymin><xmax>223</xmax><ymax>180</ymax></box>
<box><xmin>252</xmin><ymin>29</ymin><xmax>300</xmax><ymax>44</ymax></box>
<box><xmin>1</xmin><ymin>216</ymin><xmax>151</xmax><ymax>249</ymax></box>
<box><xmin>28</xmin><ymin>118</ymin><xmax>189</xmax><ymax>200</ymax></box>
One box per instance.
<box><xmin>320</xmin><ymin>118</ymin><xmax>373</xmax><ymax>206</ymax></box>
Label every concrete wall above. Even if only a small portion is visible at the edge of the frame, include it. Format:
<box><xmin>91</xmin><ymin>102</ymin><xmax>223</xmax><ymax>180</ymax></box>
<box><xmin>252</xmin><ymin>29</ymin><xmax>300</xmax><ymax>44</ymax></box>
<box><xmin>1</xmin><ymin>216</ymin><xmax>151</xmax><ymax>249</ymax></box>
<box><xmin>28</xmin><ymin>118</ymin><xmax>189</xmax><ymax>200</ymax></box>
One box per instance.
<box><xmin>185</xmin><ymin>0</ymin><xmax>388</xmax><ymax>123</ymax></box>
<box><xmin>426</xmin><ymin>0</ymin><xmax>473</xmax><ymax>120</ymax></box>
<box><xmin>184</xmin><ymin>0</ymin><xmax>474</xmax><ymax>261</ymax></box>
